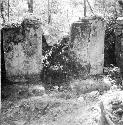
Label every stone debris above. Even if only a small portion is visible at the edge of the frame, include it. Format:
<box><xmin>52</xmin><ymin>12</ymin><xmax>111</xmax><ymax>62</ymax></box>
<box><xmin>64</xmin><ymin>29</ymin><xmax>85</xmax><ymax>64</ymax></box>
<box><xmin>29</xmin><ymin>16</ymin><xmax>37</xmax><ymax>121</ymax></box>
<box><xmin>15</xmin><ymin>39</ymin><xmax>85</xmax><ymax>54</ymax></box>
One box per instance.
<box><xmin>99</xmin><ymin>90</ymin><xmax>123</xmax><ymax>125</ymax></box>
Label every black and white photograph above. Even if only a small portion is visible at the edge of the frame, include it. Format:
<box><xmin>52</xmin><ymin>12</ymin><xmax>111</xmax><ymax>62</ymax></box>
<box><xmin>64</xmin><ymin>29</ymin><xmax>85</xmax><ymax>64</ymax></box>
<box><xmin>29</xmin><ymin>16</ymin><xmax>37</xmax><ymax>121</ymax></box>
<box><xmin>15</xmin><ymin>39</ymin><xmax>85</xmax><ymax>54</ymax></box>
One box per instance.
<box><xmin>0</xmin><ymin>0</ymin><xmax>123</xmax><ymax>125</ymax></box>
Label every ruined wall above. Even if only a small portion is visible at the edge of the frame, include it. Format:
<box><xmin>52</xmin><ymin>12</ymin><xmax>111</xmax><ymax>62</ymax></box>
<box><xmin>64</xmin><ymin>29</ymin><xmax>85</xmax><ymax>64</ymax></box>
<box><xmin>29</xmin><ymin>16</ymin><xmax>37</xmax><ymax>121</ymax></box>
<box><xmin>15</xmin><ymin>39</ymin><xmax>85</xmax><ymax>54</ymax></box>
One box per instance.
<box><xmin>70</xmin><ymin>16</ymin><xmax>106</xmax><ymax>75</ymax></box>
<box><xmin>2</xmin><ymin>18</ymin><xmax>43</xmax><ymax>82</ymax></box>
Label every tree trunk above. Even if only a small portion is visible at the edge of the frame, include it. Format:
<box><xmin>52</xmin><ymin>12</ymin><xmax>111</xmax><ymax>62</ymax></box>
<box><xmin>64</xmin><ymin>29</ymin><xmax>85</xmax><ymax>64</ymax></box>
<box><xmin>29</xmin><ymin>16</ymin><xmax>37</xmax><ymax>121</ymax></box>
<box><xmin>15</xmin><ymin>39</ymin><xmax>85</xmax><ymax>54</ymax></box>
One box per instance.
<box><xmin>84</xmin><ymin>0</ymin><xmax>86</xmax><ymax>17</ymax></box>
<box><xmin>48</xmin><ymin>0</ymin><xmax>51</xmax><ymax>24</ymax></box>
<box><xmin>28</xmin><ymin>0</ymin><xmax>33</xmax><ymax>13</ymax></box>
<box><xmin>8</xmin><ymin>0</ymin><xmax>9</xmax><ymax>21</ymax></box>
<box><xmin>0</xmin><ymin>1</ymin><xmax>5</xmax><ymax>23</ymax></box>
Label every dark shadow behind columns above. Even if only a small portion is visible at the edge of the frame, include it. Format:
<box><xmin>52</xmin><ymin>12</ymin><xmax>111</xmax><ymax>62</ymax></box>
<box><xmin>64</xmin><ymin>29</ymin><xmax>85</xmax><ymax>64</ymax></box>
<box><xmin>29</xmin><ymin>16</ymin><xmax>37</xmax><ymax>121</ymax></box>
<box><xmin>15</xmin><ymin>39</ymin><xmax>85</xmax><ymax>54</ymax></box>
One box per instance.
<box><xmin>1</xmin><ymin>28</ymin><xmax>7</xmax><ymax>87</ymax></box>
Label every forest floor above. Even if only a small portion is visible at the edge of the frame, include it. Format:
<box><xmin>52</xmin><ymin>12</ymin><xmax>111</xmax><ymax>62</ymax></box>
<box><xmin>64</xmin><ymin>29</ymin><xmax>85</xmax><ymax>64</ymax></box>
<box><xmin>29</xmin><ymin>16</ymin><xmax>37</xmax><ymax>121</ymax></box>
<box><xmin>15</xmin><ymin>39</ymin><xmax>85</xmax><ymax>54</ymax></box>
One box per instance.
<box><xmin>1</xmin><ymin>76</ymin><xmax>123</xmax><ymax>125</ymax></box>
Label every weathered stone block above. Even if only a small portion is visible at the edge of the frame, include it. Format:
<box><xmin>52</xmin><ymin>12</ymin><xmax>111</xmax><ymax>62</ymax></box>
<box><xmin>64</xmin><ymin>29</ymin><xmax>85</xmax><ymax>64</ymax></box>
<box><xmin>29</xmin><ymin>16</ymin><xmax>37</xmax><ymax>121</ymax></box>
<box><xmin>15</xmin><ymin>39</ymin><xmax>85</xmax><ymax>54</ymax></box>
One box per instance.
<box><xmin>70</xmin><ymin>16</ymin><xmax>106</xmax><ymax>75</ymax></box>
<box><xmin>2</xmin><ymin>17</ymin><xmax>43</xmax><ymax>82</ymax></box>
<box><xmin>89</xmin><ymin>17</ymin><xmax>106</xmax><ymax>75</ymax></box>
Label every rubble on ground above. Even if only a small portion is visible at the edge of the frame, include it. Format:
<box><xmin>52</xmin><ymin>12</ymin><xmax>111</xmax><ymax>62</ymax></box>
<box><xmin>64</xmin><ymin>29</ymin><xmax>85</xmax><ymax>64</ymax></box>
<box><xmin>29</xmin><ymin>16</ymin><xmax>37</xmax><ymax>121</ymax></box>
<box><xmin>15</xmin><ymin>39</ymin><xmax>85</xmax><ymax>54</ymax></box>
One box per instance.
<box><xmin>99</xmin><ymin>89</ymin><xmax>123</xmax><ymax>125</ymax></box>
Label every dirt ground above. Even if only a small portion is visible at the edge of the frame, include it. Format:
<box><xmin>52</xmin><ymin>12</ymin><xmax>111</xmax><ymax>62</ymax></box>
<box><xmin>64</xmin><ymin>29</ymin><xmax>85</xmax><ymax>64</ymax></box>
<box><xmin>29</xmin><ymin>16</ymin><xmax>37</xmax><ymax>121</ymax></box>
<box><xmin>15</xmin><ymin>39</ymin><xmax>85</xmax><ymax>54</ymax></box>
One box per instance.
<box><xmin>1</xmin><ymin>77</ymin><xmax>123</xmax><ymax>125</ymax></box>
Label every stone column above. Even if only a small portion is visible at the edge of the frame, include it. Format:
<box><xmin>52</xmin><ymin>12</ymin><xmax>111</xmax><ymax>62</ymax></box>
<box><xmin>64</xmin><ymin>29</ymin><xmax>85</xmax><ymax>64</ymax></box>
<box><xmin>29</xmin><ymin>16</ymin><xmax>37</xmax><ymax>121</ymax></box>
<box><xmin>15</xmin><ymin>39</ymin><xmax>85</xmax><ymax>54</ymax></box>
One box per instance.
<box><xmin>3</xmin><ymin>17</ymin><xmax>43</xmax><ymax>82</ymax></box>
<box><xmin>70</xmin><ymin>16</ymin><xmax>106</xmax><ymax>76</ymax></box>
<box><xmin>89</xmin><ymin>17</ymin><xmax>106</xmax><ymax>75</ymax></box>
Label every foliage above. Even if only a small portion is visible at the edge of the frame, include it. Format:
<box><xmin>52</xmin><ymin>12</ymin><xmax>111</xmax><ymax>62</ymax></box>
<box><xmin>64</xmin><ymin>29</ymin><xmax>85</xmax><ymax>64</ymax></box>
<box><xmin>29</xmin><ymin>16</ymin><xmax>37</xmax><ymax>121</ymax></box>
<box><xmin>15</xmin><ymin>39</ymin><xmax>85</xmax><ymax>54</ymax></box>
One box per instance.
<box><xmin>104</xmin><ymin>65</ymin><xmax>122</xmax><ymax>88</ymax></box>
<box><xmin>105</xmin><ymin>17</ymin><xmax>117</xmax><ymax>49</ymax></box>
<box><xmin>94</xmin><ymin>0</ymin><xmax>123</xmax><ymax>18</ymax></box>
<box><xmin>41</xmin><ymin>36</ymin><xmax>87</xmax><ymax>90</ymax></box>
<box><xmin>1</xmin><ymin>0</ymin><xmax>122</xmax><ymax>40</ymax></box>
